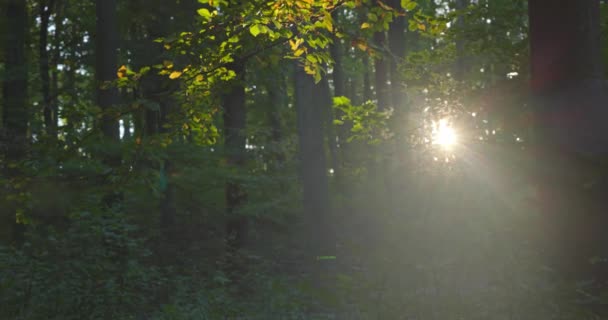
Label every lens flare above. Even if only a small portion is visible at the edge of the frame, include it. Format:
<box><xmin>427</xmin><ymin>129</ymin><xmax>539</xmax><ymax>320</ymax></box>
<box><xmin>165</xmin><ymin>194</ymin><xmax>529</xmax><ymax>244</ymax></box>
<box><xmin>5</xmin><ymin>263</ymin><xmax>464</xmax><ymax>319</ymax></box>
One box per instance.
<box><xmin>432</xmin><ymin>119</ymin><xmax>457</xmax><ymax>149</ymax></box>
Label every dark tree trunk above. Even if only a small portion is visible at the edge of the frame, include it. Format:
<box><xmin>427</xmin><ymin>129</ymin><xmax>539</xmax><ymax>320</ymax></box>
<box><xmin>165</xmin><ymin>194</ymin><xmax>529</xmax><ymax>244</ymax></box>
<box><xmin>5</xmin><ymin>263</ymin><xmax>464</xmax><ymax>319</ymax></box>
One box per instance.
<box><xmin>64</xmin><ymin>28</ymin><xmax>77</xmax><ymax>148</ymax></box>
<box><xmin>95</xmin><ymin>0</ymin><xmax>121</xmax><ymax>208</ymax></box>
<box><xmin>373</xmin><ymin>31</ymin><xmax>389</xmax><ymax>111</ymax></box>
<box><xmin>362</xmin><ymin>55</ymin><xmax>373</xmax><ymax>103</ymax></box>
<box><xmin>330</xmin><ymin>39</ymin><xmax>345</xmax><ymax>98</ymax></box>
<box><xmin>294</xmin><ymin>64</ymin><xmax>332</xmax><ymax>281</ymax></box>
<box><xmin>95</xmin><ymin>0</ymin><xmax>120</xmax><ymax>142</ymax></box>
<box><xmin>529</xmin><ymin>0</ymin><xmax>608</xmax><ymax>154</ymax></box>
<box><xmin>2</xmin><ymin>0</ymin><xmax>29</xmax><ymax>244</ymax></box>
<box><xmin>320</xmin><ymin>75</ymin><xmax>339</xmax><ymax>176</ymax></box>
<box><xmin>268</xmin><ymin>75</ymin><xmax>286</xmax><ymax>166</ymax></box>
<box><xmin>528</xmin><ymin>0</ymin><xmax>608</xmax><ymax>285</ymax></box>
<box><xmin>387</xmin><ymin>0</ymin><xmax>407</xmax><ymax>110</ymax></box>
<box><xmin>39</xmin><ymin>0</ymin><xmax>56</xmax><ymax>138</ymax></box>
<box><xmin>454</xmin><ymin>0</ymin><xmax>468</xmax><ymax>81</ymax></box>
<box><xmin>529</xmin><ymin>0</ymin><xmax>603</xmax><ymax>93</ymax></box>
<box><xmin>330</xmin><ymin>30</ymin><xmax>349</xmax><ymax>175</ymax></box>
<box><xmin>222</xmin><ymin>63</ymin><xmax>248</xmax><ymax>251</ymax></box>
<box><xmin>50</xmin><ymin>0</ymin><xmax>64</xmax><ymax>138</ymax></box>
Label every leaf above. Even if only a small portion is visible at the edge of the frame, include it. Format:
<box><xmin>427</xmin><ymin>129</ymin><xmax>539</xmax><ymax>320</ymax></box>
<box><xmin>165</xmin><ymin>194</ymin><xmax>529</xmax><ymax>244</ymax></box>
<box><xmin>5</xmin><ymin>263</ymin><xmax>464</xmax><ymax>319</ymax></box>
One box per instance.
<box><xmin>116</xmin><ymin>65</ymin><xmax>128</xmax><ymax>78</ymax></box>
<box><xmin>290</xmin><ymin>38</ymin><xmax>303</xmax><ymax>51</ymax></box>
<box><xmin>306</xmin><ymin>55</ymin><xmax>318</xmax><ymax>63</ymax></box>
<box><xmin>355</xmin><ymin>41</ymin><xmax>368</xmax><ymax>52</ymax></box>
<box><xmin>333</xmin><ymin>96</ymin><xmax>351</xmax><ymax>106</ymax></box>
<box><xmin>249</xmin><ymin>24</ymin><xmax>262</xmax><ymax>37</ymax></box>
<box><xmin>401</xmin><ymin>0</ymin><xmax>417</xmax><ymax>11</ymax></box>
<box><xmin>197</xmin><ymin>8</ymin><xmax>212</xmax><ymax>20</ymax></box>
<box><xmin>361</xmin><ymin>22</ymin><xmax>371</xmax><ymax>29</ymax></box>
<box><xmin>169</xmin><ymin>71</ymin><xmax>182</xmax><ymax>79</ymax></box>
<box><xmin>317</xmin><ymin>256</ymin><xmax>337</xmax><ymax>261</ymax></box>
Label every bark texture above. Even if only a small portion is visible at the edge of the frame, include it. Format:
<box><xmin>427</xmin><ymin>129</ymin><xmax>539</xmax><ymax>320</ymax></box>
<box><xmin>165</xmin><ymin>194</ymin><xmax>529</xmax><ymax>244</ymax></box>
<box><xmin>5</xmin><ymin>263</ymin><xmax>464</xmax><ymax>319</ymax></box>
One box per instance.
<box><xmin>294</xmin><ymin>65</ymin><xmax>332</xmax><ymax>273</ymax></box>
<box><xmin>2</xmin><ymin>0</ymin><xmax>29</xmax><ymax>244</ymax></box>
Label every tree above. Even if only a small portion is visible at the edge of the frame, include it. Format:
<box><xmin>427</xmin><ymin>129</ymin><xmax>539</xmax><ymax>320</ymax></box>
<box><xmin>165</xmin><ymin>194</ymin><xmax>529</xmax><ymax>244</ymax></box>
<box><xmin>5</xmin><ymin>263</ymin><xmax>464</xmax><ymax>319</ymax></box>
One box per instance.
<box><xmin>2</xmin><ymin>0</ymin><xmax>29</xmax><ymax>244</ymax></box>
<box><xmin>39</xmin><ymin>0</ymin><xmax>57</xmax><ymax>138</ymax></box>
<box><xmin>454</xmin><ymin>0</ymin><xmax>468</xmax><ymax>81</ymax></box>
<box><xmin>95</xmin><ymin>0</ymin><xmax>122</xmax><ymax>209</ymax></box>
<box><xmin>222</xmin><ymin>62</ymin><xmax>248</xmax><ymax>251</ymax></box>
<box><xmin>95</xmin><ymin>0</ymin><xmax>120</xmax><ymax>143</ymax></box>
<box><xmin>528</xmin><ymin>0</ymin><xmax>608</xmax><ymax>280</ymax></box>
<box><xmin>373</xmin><ymin>30</ymin><xmax>390</xmax><ymax>112</ymax></box>
<box><xmin>387</xmin><ymin>0</ymin><xmax>407</xmax><ymax>110</ymax></box>
<box><xmin>294</xmin><ymin>64</ymin><xmax>332</xmax><ymax>277</ymax></box>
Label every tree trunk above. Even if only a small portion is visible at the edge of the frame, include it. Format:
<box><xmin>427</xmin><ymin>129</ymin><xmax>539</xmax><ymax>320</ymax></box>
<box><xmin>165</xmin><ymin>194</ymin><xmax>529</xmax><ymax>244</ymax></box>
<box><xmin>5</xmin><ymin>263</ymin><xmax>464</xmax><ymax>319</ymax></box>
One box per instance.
<box><xmin>38</xmin><ymin>0</ymin><xmax>53</xmax><ymax>136</ymax></box>
<box><xmin>268</xmin><ymin>75</ymin><xmax>286</xmax><ymax>166</ymax></box>
<box><xmin>529</xmin><ymin>0</ymin><xmax>608</xmax><ymax>154</ymax></box>
<box><xmin>529</xmin><ymin>0</ymin><xmax>603</xmax><ymax>93</ymax></box>
<box><xmin>373</xmin><ymin>31</ymin><xmax>389</xmax><ymax>111</ymax></box>
<box><xmin>95</xmin><ymin>0</ymin><xmax>120</xmax><ymax>143</ymax></box>
<box><xmin>387</xmin><ymin>0</ymin><xmax>407</xmax><ymax>110</ymax></box>
<box><xmin>320</xmin><ymin>75</ymin><xmax>339</xmax><ymax>177</ymax></box>
<box><xmin>50</xmin><ymin>0</ymin><xmax>64</xmax><ymax>139</ymax></box>
<box><xmin>39</xmin><ymin>0</ymin><xmax>56</xmax><ymax>138</ymax></box>
<box><xmin>294</xmin><ymin>64</ymin><xmax>332</xmax><ymax>283</ymax></box>
<box><xmin>454</xmin><ymin>0</ymin><xmax>468</xmax><ymax>81</ymax></box>
<box><xmin>330</xmin><ymin>30</ymin><xmax>349</xmax><ymax>176</ymax></box>
<box><xmin>528</xmin><ymin>0</ymin><xmax>608</xmax><ymax>283</ymax></box>
<box><xmin>362</xmin><ymin>55</ymin><xmax>372</xmax><ymax>103</ymax></box>
<box><xmin>95</xmin><ymin>0</ymin><xmax>121</xmax><ymax>208</ymax></box>
<box><xmin>330</xmin><ymin>38</ymin><xmax>345</xmax><ymax>98</ymax></box>
<box><xmin>2</xmin><ymin>0</ymin><xmax>29</xmax><ymax>244</ymax></box>
<box><xmin>222</xmin><ymin>63</ymin><xmax>248</xmax><ymax>251</ymax></box>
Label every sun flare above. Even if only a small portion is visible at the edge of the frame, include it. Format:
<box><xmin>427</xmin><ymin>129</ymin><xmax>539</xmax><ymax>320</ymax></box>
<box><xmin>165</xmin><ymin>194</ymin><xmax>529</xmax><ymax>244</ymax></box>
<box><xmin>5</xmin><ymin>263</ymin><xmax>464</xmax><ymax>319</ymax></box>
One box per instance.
<box><xmin>432</xmin><ymin>119</ymin><xmax>458</xmax><ymax>149</ymax></box>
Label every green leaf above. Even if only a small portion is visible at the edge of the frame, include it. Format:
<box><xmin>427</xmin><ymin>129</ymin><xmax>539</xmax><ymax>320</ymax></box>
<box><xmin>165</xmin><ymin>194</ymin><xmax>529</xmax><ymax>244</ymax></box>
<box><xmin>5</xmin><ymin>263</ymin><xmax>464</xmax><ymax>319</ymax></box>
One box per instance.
<box><xmin>249</xmin><ymin>24</ymin><xmax>262</xmax><ymax>37</ymax></box>
<box><xmin>333</xmin><ymin>96</ymin><xmax>351</xmax><ymax>106</ymax></box>
<box><xmin>401</xmin><ymin>0</ymin><xmax>417</xmax><ymax>11</ymax></box>
<box><xmin>197</xmin><ymin>8</ymin><xmax>212</xmax><ymax>20</ymax></box>
<box><xmin>317</xmin><ymin>256</ymin><xmax>337</xmax><ymax>261</ymax></box>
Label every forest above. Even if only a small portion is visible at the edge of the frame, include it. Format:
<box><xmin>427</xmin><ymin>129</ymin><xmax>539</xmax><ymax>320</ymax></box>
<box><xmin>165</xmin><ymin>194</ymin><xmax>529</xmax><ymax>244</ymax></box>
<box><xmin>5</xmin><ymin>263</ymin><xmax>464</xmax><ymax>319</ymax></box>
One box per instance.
<box><xmin>1</xmin><ymin>0</ymin><xmax>608</xmax><ymax>319</ymax></box>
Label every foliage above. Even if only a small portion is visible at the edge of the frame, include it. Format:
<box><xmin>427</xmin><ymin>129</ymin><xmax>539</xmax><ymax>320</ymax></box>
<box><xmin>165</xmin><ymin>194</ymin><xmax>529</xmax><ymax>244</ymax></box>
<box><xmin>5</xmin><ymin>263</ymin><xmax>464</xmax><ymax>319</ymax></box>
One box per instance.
<box><xmin>333</xmin><ymin>96</ymin><xmax>391</xmax><ymax>144</ymax></box>
<box><xmin>2</xmin><ymin>0</ymin><xmax>608</xmax><ymax>319</ymax></box>
<box><xmin>0</xmin><ymin>210</ymin><xmax>159</xmax><ymax>320</ymax></box>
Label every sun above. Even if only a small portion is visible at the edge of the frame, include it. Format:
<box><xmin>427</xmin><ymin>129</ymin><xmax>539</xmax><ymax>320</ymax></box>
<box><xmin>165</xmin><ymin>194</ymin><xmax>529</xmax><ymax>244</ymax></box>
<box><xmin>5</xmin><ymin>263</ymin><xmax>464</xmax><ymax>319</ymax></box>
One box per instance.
<box><xmin>432</xmin><ymin>119</ymin><xmax>458</xmax><ymax>149</ymax></box>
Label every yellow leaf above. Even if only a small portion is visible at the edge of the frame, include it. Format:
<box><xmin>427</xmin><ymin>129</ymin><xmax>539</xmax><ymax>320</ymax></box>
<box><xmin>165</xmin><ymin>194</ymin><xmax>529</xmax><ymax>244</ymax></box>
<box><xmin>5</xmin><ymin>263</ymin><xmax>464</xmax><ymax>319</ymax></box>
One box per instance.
<box><xmin>418</xmin><ymin>23</ymin><xmax>426</xmax><ymax>31</ymax></box>
<box><xmin>195</xmin><ymin>74</ymin><xmax>204</xmax><ymax>82</ymax></box>
<box><xmin>169</xmin><ymin>71</ymin><xmax>182</xmax><ymax>79</ymax></box>
<box><xmin>289</xmin><ymin>38</ymin><xmax>303</xmax><ymax>51</ymax></box>
<box><xmin>289</xmin><ymin>39</ymin><xmax>298</xmax><ymax>51</ymax></box>
<box><xmin>163</xmin><ymin>60</ymin><xmax>174</xmax><ymax>69</ymax></box>
<box><xmin>304</xmin><ymin>64</ymin><xmax>315</xmax><ymax>75</ymax></box>
<box><xmin>355</xmin><ymin>41</ymin><xmax>368</xmax><ymax>51</ymax></box>
<box><xmin>116</xmin><ymin>66</ymin><xmax>127</xmax><ymax>78</ymax></box>
<box><xmin>361</xmin><ymin>22</ymin><xmax>371</xmax><ymax>29</ymax></box>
